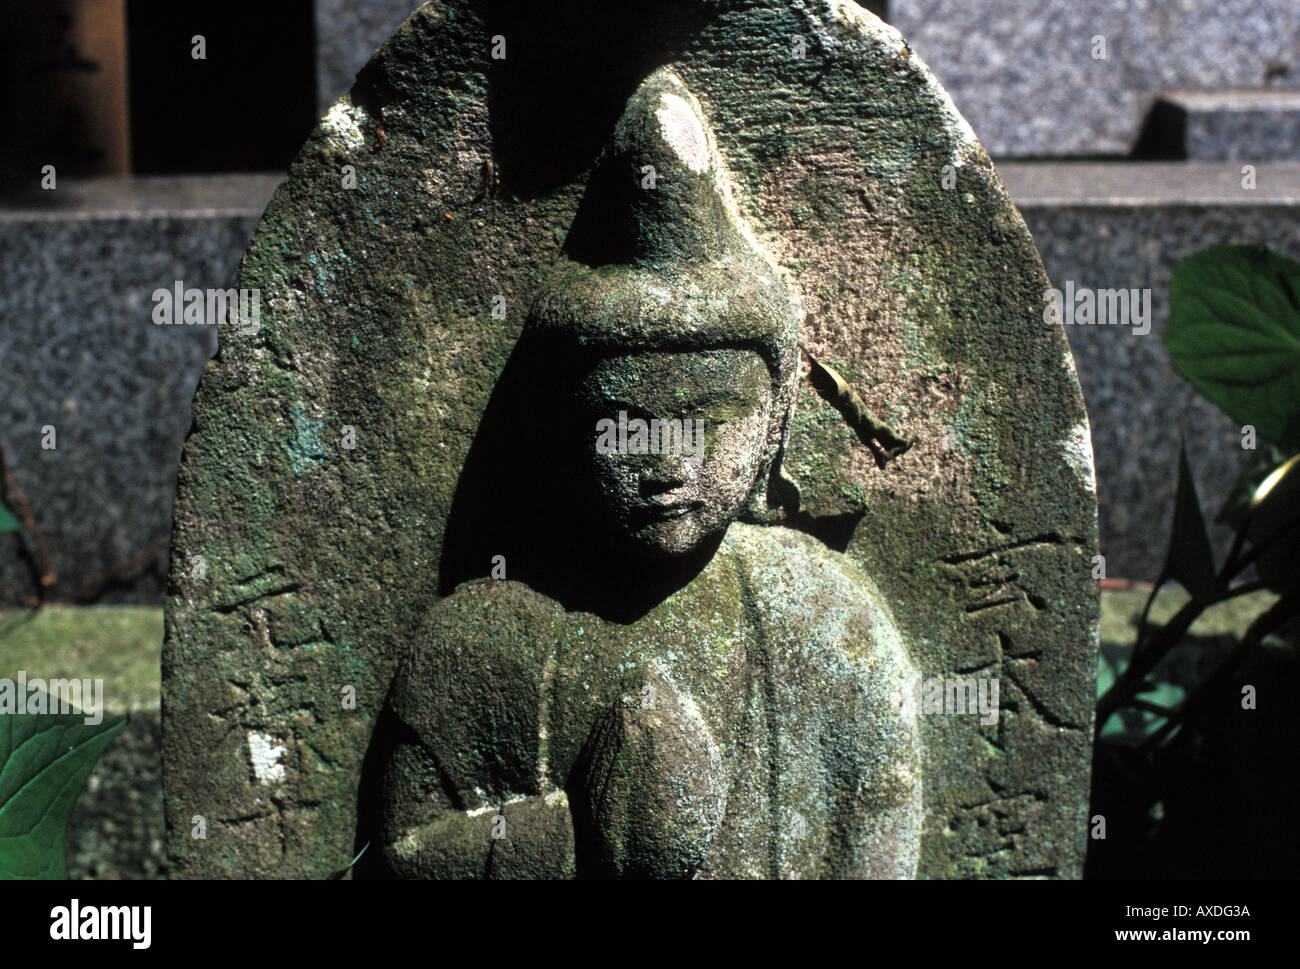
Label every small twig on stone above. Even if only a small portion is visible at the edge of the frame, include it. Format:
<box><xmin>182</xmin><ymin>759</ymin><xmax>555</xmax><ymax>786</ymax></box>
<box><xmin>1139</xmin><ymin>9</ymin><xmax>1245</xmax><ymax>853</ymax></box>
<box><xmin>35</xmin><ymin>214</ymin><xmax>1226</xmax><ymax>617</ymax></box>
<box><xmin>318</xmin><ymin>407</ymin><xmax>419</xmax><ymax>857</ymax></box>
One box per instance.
<box><xmin>68</xmin><ymin>537</ymin><xmax>170</xmax><ymax>604</ymax></box>
<box><xmin>0</xmin><ymin>441</ymin><xmax>54</xmax><ymax>605</ymax></box>
<box><xmin>2</xmin><ymin>586</ymin><xmax>41</xmax><ymax>609</ymax></box>
<box><xmin>472</xmin><ymin>158</ymin><xmax>496</xmax><ymax>201</ymax></box>
<box><xmin>799</xmin><ymin>344</ymin><xmax>916</xmax><ymax>468</ymax></box>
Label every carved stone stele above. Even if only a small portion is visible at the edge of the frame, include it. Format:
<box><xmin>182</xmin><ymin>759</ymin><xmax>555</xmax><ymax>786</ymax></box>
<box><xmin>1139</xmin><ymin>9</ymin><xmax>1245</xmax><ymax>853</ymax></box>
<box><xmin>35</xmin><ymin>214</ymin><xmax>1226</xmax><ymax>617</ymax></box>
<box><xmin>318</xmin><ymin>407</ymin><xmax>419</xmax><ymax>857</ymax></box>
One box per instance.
<box><xmin>162</xmin><ymin>0</ymin><xmax>1099</xmax><ymax>879</ymax></box>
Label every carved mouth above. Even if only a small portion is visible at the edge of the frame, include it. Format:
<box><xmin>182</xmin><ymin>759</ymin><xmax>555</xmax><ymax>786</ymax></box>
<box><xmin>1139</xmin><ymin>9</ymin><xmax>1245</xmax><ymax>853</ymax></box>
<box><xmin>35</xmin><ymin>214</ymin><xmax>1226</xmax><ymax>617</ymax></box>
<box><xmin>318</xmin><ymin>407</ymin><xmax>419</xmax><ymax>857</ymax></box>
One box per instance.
<box><xmin>639</xmin><ymin>501</ymin><xmax>701</xmax><ymax>523</ymax></box>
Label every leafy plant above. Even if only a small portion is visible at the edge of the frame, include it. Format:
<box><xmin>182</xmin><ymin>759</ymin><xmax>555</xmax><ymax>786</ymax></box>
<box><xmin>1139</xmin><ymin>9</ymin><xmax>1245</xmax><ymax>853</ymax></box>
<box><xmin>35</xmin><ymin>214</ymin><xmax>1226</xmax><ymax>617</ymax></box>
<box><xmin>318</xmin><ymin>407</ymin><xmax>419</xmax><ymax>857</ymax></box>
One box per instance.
<box><xmin>1097</xmin><ymin>243</ymin><xmax>1300</xmax><ymax>746</ymax></box>
<box><xmin>1088</xmin><ymin>244</ymin><xmax>1300</xmax><ymax>878</ymax></box>
<box><xmin>0</xmin><ymin>701</ymin><xmax>125</xmax><ymax>879</ymax></box>
<box><xmin>1164</xmin><ymin>244</ymin><xmax>1300</xmax><ymax>448</ymax></box>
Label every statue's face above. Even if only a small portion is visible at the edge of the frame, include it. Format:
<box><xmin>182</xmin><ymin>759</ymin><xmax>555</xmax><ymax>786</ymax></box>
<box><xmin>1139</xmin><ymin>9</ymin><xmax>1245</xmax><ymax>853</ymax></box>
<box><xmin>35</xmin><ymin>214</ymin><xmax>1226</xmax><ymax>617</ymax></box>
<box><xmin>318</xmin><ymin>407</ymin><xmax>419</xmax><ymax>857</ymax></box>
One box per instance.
<box><xmin>577</xmin><ymin>349</ymin><xmax>773</xmax><ymax>556</ymax></box>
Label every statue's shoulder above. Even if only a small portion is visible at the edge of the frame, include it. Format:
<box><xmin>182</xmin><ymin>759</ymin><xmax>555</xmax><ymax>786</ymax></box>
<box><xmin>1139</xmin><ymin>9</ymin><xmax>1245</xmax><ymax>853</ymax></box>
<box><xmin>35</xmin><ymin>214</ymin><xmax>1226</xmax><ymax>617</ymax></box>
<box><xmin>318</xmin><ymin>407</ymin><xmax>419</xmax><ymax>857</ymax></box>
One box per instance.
<box><xmin>717</xmin><ymin>527</ymin><xmax>919</xmax><ymax>811</ymax></box>
<box><xmin>722</xmin><ymin>521</ymin><xmax>868</xmax><ymax>585</ymax></box>
<box><xmin>420</xmin><ymin>577</ymin><xmax>566</xmax><ymax>639</ymax></box>
<box><xmin>720</xmin><ymin>522</ymin><xmax>913</xmax><ymax>669</ymax></box>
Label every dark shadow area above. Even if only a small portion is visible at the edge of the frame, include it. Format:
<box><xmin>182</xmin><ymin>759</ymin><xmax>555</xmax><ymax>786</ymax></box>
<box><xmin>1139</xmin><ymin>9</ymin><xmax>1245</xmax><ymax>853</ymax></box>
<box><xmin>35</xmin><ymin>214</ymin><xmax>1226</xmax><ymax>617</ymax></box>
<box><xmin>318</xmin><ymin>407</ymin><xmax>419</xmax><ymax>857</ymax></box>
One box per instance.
<box><xmin>1131</xmin><ymin>99</ymin><xmax>1187</xmax><ymax>160</ymax></box>
<box><xmin>1087</xmin><ymin>625</ymin><xmax>1300</xmax><ymax>878</ymax></box>
<box><xmin>437</xmin><ymin>329</ymin><xmax>722</xmax><ymax>625</ymax></box>
<box><xmin>788</xmin><ymin>508</ymin><xmax>864</xmax><ymax>552</ymax></box>
<box><xmin>126</xmin><ymin>0</ymin><xmax>316</xmax><ymax>173</ymax></box>
<box><xmin>476</xmin><ymin>0</ymin><xmax>721</xmax><ymax>199</ymax></box>
<box><xmin>351</xmin><ymin>700</ymin><xmax>401</xmax><ymax>880</ymax></box>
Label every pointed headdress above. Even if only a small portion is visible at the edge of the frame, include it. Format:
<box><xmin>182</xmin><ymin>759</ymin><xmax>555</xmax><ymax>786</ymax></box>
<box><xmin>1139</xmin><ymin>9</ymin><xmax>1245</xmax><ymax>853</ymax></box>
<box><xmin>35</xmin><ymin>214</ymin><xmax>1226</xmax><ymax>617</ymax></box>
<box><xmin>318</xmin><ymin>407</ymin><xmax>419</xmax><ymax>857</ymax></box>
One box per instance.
<box><xmin>526</xmin><ymin>68</ymin><xmax>803</xmax><ymax>519</ymax></box>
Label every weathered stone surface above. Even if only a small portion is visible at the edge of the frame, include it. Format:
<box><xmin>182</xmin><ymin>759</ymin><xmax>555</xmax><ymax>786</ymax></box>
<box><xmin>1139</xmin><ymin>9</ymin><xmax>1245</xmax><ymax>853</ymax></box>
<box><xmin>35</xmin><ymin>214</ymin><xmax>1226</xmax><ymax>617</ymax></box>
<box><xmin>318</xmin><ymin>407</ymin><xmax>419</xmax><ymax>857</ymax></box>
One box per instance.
<box><xmin>891</xmin><ymin>0</ymin><xmax>1300</xmax><ymax>157</ymax></box>
<box><xmin>369</xmin><ymin>64</ymin><xmax>927</xmax><ymax>878</ymax></box>
<box><xmin>163</xmin><ymin>0</ymin><xmax>1098</xmax><ymax>879</ymax></box>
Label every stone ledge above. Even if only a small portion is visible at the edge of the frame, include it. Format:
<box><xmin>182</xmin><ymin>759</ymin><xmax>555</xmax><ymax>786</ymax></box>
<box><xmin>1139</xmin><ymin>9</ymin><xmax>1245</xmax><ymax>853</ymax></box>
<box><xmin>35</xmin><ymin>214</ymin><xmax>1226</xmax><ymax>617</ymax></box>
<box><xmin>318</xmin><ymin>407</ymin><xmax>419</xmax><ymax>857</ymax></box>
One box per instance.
<box><xmin>0</xmin><ymin>174</ymin><xmax>282</xmax><ymax>222</ymax></box>
<box><xmin>1142</xmin><ymin>90</ymin><xmax>1300</xmax><ymax>162</ymax></box>
<box><xmin>993</xmin><ymin>163</ymin><xmax>1300</xmax><ymax>580</ymax></box>
<box><xmin>997</xmin><ymin>161</ymin><xmax>1300</xmax><ymax>207</ymax></box>
<box><xmin>889</xmin><ymin>0</ymin><xmax>1300</xmax><ymax>158</ymax></box>
<box><xmin>0</xmin><ymin>179</ymin><xmax>264</xmax><ymax>603</ymax></box>
<box><xmin>5</xmin><ymin>166</ymin><xmax>1298</xmax><ymax>593</ymax></box>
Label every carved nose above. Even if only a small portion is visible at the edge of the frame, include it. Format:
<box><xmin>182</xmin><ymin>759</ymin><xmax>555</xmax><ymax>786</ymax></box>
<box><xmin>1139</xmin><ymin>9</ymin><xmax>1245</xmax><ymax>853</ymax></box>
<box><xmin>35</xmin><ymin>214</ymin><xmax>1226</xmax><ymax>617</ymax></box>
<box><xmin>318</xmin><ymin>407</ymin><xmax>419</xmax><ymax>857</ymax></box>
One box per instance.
<box><xmin>640</xmin><ymin>455</ymin><xmax>695</xmax><ymax>496</ymax></box>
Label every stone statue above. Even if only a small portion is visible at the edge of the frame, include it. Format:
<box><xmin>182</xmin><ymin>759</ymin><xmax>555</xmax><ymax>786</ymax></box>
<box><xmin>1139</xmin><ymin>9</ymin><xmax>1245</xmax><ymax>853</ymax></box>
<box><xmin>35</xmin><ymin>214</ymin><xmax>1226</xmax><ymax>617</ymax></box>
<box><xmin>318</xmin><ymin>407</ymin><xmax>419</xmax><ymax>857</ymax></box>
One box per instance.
<box><xmin>376</xmin><ymin>70</ymin><xmax>921</xmax><ymax>879</ymax></box>
<box><xmin>161</xmin><ymin>1</ymin><xmax>1099</xmax><ymax>881</ymax></box>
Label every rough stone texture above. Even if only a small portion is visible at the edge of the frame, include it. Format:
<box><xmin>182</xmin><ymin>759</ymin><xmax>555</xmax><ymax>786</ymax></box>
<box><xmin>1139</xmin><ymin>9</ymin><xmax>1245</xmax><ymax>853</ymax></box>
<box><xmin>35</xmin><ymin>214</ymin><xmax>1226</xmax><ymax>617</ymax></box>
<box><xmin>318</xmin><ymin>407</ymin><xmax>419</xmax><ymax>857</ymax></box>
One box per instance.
<box><xmin>315</xmin><ymin>0</ymin><xmax>425</xmax><ymax>115</ymax></box>
<box><xmin>890</xmin><ymin>0</ymin><xmax>1300</xmax><ymax>157</ymax></box>
<box><xmin>1004</xmin><ymin>162</ymin><xmax>1300</xmax><ymax>580</ymax></box>
<box><xmin>163</xmin><ymin>0</ymin><xmax>1098</xmax><ymax>879</ymax></box>
<box><xmin>382</xmin><ymin>524</ymin><xmax>922</xmax><ymax>878</ymax></box>
<box><xmin>0</xmin><ymin>606</ymin><xmax>165</xmax><ymax>879</ymax></box>
<box><xmin>0</xmin><ymin>177</ymin><xmax>275</xmax><ymax>604</ymax></box>
<box><xmin>1143</xmin><ymin>89</ymin><xmax>1300</xmax><ymax>161</ymax></box>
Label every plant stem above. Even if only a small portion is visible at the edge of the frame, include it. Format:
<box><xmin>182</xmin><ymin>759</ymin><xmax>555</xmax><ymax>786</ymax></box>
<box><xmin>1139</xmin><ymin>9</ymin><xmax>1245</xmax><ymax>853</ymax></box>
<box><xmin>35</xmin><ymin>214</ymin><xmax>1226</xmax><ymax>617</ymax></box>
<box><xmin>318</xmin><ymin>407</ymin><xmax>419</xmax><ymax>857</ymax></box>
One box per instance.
<box><xmin>1139</xmin><ymin>593</ymin><xmax>1300</xmax><ymax>751</ymax></box>
<box><xmin>1096</xmin><ymin>517</ymin><xmax>1270</xmax><ymax>734</ymax></box>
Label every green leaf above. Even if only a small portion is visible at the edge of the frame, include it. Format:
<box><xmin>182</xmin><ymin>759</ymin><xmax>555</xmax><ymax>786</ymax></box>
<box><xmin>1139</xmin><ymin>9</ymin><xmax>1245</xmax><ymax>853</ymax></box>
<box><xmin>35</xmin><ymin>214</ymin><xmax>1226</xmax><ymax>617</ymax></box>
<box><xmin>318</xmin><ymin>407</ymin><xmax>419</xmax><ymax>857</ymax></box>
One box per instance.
<box><xmin>1162</xmin><ymin>443</ymin><xmax>1217</xmax><ymax>599</ymax></box>
<box><xmin>1249</xmin><ymin>453</ymin><xmax>1300</xmax><ymax>594</ymax></box>
<box><xmin>1166</xmin><ymin>244</ymin><xmax>1300</xmax><ymax>448</ymax></box>
<box><xmin>0</xmin><ymin>699</ymin><xmax>125</xmax><ymax>879</ymax></box>
<box><xmin>1097</xmin><ymin>639</ymin><xmax>1188</xmax><ymax>741</ymax></box>
<box><xmin>1216</xmin><ymin>443</ymin><xmax>1289</xmax><ymax>528</ymax></box>
<box><xmin>0</xmin><ymin>502</ymin><xmax>18</xmax><ymax>532</ymax></box>
<box><xmin>1249</xmin><ymin>452</ymin><xmax>1300</xmax><ymax>535</ymax></box>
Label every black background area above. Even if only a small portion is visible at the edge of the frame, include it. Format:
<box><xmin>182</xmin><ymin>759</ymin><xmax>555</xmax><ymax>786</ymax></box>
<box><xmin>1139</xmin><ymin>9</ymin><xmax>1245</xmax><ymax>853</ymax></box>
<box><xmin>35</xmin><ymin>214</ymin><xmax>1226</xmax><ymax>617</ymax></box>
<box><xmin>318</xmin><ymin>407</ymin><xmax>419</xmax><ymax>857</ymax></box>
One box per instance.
<box><xmin>126</xmin><ymin>0</ymin><xmax>316</xmax><ymax>173</ymax></box>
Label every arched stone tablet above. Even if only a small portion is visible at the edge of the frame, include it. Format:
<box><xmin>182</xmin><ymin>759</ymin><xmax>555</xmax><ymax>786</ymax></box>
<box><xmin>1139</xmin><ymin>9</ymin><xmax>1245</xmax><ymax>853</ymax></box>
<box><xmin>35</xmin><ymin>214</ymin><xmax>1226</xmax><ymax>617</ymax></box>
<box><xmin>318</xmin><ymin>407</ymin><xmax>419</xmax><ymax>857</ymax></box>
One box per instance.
<box><xmin>163</xmin><ymin>0</ymin><xmax>1098</xmax><ymax>879</ymax></box>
